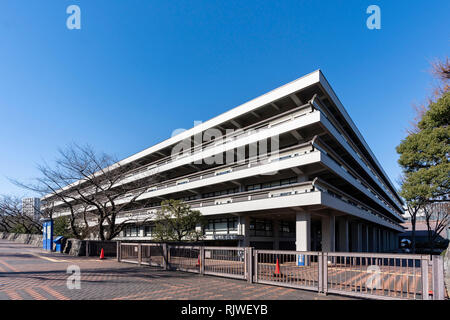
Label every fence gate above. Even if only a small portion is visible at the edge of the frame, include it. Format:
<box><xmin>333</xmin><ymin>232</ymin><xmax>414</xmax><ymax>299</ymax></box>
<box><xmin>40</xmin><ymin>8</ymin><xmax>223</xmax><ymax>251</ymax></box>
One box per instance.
<box><xmin>203</xmin><ymin>247</ymin><xmax>247</xmax><ymax>280</ymax></box>
<box><xmin>141</xmin><ymin>243</ymin><xmax>165</xmax><ymax>268</ymax></box>
<box><xmin>323</xmin><ymin>252</ymin><xmax>444</xmax><ymax>300</ymax></box>
<box><xmin>119</xmin><ymin>243</ymin><xmax>139</xmax><ymax>264</ymax></box>
<box><xmin>117</xmin><ymin>242</ymin><xmax>445</xmax><ymax>300</ymax></box>
<box><xmin>167</xmin><ymin>245</ymin><xmax>201</xmax><ymax>273</ymax></box>
<box><xmin>253</xmin><ymin>250</ymin><xmax>321</xmax><ymax>292</ymax></box>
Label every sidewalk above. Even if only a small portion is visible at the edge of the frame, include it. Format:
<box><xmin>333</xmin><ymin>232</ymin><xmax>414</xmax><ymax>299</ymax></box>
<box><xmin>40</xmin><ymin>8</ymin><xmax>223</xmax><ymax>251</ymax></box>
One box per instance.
<box><xmin>0</xmin><ymin>239</ymin><xmax>353</xmax><ymax>300</ymax></box>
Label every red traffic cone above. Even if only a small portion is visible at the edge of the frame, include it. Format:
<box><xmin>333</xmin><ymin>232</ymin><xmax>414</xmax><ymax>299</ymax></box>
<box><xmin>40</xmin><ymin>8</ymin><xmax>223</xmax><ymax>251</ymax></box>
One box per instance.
<box><xmin>274</xmin><ymin>258</ymin><xmax>281</xmax><ymax>275</ymax></box>
<box><xmin>196</xmin><ymin>254</ymin><xmax>201</xmax><ymax>267</ymax></box>
<box><xmin>100</xmin><ymin>248</ymin><xmax>105</xmax><ymax>260</ymax></box>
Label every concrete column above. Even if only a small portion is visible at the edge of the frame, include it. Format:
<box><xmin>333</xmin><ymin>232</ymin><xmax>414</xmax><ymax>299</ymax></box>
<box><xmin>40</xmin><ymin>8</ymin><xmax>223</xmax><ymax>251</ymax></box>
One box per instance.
<box><xmin>239</xmin><ymin>215</ymin><xmax>251</xmax><ymax>247</ymax></box>
<box><xmin>393</xmin><ymin>233</ymin><xmax>399</xmax><ymax>251</ymax></box>
<box><xmin>378</xmin><ymin>228</ymin><xmax>382</xmax><ymax>252</ymax></box>
<box><xmin>273</xmin><ymin>219</ymin><xmax>280</xmax><ymax>250</ymax></box>
<box><xmin>386</xmin><ymin>230</ymin><xmax>391</xmax><ymax>251</ymax></box>
<box><xmin>295</xmin><ymin>212</ymin><xmax>311</xmax><ymax>251</ymax></box>
<box><xmin>364</xmin><ymin>224</ymin><xmax>369</xmax><ymax>252</ymax></box>
<box><xmin>389</xmin><ymin>232</ymin><xmax>395</xmax><ymax>251</ymax></box>
<box><xmin>356</xmin><ymin>223</ymin><xmax>363</xmax><ymax>252</ymax></box>
<box><xmin>338</xmin><ymin>217</ymin><xmax>349</xmax><ymax>252</ymax></box>
<box><xmin>321</xmin><ymin>214</ymin><xmax>335</xmax><ymax>252</ymax></box>
<box><xmin>384</xmin><ymin>231</ymin><xmax>388</xmax><ymax>251</ymax></box>
<box><xmin>381</xmin><ymin>230</ymin><xmax>386</xmax><ymax>252</ymax></box>
<box><xmin>372</xmin><ymin>227</ymin><xmax>378</xmax><ymax>252</ymax></box>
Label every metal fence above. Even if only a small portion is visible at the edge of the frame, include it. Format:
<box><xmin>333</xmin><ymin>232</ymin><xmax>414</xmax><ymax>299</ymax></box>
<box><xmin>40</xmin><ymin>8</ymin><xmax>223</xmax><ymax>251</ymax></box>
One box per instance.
<box><xmin>168</xmin><ymin>245</ymin><xmax>201</xmax><ymax>273</ymax></box>
<box><xmin>203</xmin><ymin>247</ymin><xmax>247</xmax><ymax>280</ymax></box>
<box><xmin>119</xmin><ymin>243</ymin><xmax>139</xmax><ymax>264</ymax></box>
<box><xmin>323</xmin><ymin>252</ymin><xmax>441</xmax><ymax>300</ymax></box>
<box><xmin>141</xmin><ymin>243</ymin><xmax>165</xmax><ymax>267</ymax></box>
<box><xmin>117</xmin><ymin>242</ymin><xmax>446</xmax><ymax>300</ymax></box>
<box><xmin>85</xmin><ymin>240</ymin><xmax>117</xmax><ymax>257</ymax></box>
<box><xmin>253</xmin><ymin>250</ymin><xmax>321</xmax><ymax>292</ymax></box>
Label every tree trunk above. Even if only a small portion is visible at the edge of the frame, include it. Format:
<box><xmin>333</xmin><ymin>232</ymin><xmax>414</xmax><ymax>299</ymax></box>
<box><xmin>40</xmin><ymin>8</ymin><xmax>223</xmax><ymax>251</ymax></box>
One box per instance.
<box><xmin>411</xmin><ymin>217</ymin><xmax>416</xmax><ymax>254</ymax></box>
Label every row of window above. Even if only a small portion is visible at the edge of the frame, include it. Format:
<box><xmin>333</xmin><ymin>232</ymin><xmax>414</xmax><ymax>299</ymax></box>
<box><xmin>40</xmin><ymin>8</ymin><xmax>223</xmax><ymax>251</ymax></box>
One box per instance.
<box><xmin>205</xmin><ymin>217</ymin><xmax>238</xmax><ymax>233</ymax></box>
<box><xmin>135</xmin><ymin>177</ymin><xmax>300</xmax><ymax>211</ymax></box>
<box><xmin>123</xmin><ymin>219</ymin><xmax>295</xmax><ymax>238</ymax></box>
<box><xmin>123</xmin><ymin>225</ymin><xmax>155</xmax><ymax>237</ymax></box>
<box><xmin>249</xmin><ymin>219</ymin><xmax>295</xmax><ymax>237</ymax></box>
<box><xmin>246</xmin><ymin>177</ymin><xmax>298</xmax><ymax>191</ymax></box>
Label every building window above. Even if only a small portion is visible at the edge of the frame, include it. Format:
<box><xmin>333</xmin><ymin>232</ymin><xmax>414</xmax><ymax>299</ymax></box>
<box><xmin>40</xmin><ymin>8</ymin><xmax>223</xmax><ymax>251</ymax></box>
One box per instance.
<box><xmin>124</xmin><ymin>225</ymin><xmax>138</xmax><ymax>237</ymax></box>
<box><xmin>246</xmin><ymin>177</ymin><xmax>297</xmax><ymax>191</ymax></box>
<box><xmin>249</xmin><ymin>219</ymin><xmax>273</xmax><ymax>237</ymax></box>
<box><xmin>144</xmin><ymin>225</ymin><xmax>155</xmax><ymax>237</ymax></box>
<box><xmin>205</xmin><ymin>217</ymin><xmax>238</xmax><ymax>233</ymax></box>
<box><xmin>279</xmin><ymin>221</ymin><xmax>295</xmax><ymax>237</ymax></box>
<box><xmin>202</xmin><ymin>187</ymin><xmax>239</xmax><ymax>199</ymax></box>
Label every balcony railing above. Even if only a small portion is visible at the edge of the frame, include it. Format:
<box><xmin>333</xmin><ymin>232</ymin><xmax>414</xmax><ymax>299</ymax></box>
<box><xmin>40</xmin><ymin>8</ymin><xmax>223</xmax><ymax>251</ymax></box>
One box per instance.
<box><xmin>44</xmin><ymin>102</ymin><xmax>317</xmax><ymax>207</ymax></box>
<box><xmin>112</xmin><ymin>178</ymin><xmax>401</xmax><ymax>230</ymax></box>
<box><xmin>310</xmin><ymin>96</ymin><xmax>402</xmax><ymax>210</ymax></box>
<box><xmin>52</xmin><ymin>135</ymin><xmax>403</xmax><ymax>226</ymax></box>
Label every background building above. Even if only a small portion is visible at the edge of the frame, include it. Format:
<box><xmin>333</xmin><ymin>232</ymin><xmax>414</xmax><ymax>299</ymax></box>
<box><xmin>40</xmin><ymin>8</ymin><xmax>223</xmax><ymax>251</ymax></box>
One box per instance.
<box><xmin>22</xmin><ymin>197</ymin><xmax>41</xmax><ymax>221</ymax></box>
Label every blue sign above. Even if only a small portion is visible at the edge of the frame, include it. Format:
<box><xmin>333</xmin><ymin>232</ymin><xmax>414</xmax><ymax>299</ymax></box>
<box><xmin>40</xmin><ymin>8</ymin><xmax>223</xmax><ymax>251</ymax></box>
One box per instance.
<box><xmin>297</xmin><ymin>254</ymin><xmax>305</xmax><ymax>266</ymax></box>
<box><xmin>42</xmin><ymin>219</ymin><xmax>53</xmax><ymax>251</ymax></box>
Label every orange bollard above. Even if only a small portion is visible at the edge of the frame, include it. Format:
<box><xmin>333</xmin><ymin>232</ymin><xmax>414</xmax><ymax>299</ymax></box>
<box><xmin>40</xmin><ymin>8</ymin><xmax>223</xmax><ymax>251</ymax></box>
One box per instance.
<box><xmin>100</xmin><ymin>248</ymin><xmax>105</xmax><ymax>260</ymax></box>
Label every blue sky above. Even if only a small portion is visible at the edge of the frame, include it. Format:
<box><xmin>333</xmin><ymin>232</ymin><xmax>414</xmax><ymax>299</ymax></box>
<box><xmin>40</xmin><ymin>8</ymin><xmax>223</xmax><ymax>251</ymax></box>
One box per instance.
<box><xmin>0</xmin><ymin>0</ymin><xmax>448</xmax><ymax>198</ymax></box>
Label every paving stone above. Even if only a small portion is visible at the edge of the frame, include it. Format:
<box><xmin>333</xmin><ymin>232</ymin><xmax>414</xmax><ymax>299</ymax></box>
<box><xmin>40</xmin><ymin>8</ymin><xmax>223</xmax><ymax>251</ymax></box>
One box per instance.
<box><xmin>0</xmin><ymin>239</ymin><xmax>353</xmax><ymax>300</ymax></box>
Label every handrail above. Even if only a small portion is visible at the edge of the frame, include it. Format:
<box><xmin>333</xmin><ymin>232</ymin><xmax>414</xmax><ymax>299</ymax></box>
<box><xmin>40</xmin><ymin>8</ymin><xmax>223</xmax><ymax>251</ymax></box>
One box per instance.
<box><xmin>44</xmin><ymin>103</ymin><xmax>316</xmax><ymax>206</ymax></box>
<box><xmin>116</xmin><ymin>139</ymin><xmax>316</xmax><ymax>200</ymax></box>
<box><xmin>310</xmin><ymin>95</ymin><xmax>401</xmax><ymax>206</ymax></box>
<box><xmin>51</xmin><ymin>139</ymin><xmax>318</xmax><ymax>212</ymax></box>
<box><xmin>312</xmin><ymin>178</ymin><xmax>400</xmax><ymax>227</ymax></box>
<box><xmin>313</xmin><ymin>137</ymin><xmax>403</xmax><ymax>218</ymax></box>
<box><xmin>120</xmin><ymin>102</ymin><xmax>315</xmax><ymax>178</ymax></box>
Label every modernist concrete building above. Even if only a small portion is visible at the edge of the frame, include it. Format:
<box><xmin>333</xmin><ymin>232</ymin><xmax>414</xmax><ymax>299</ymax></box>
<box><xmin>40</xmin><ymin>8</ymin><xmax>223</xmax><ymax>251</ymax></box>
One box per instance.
<box><xmin>44</xmin><ymin>70</ymin><xmax>405</xmax><ymax>252</ymax></box>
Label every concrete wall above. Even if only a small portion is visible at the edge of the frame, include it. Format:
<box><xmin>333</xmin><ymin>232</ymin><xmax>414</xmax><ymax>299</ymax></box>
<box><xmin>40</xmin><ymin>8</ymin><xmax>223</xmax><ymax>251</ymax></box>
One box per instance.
<box><xmin>0</xmin><ymin>233</ymin><xmax>116</xmax><ymax>257</ymax></box>
<box><xmin>0</xmin><ymin>232</ymin><xmax>43</xmax><ymax>247</ymax></box>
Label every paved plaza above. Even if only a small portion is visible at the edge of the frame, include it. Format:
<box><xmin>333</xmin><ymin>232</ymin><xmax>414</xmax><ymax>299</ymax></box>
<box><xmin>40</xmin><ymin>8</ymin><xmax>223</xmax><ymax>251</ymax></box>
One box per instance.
<box><xmin>0</xmin><ymin>239</ymin><xmax>353</xmax><ymax>300</ymax></box>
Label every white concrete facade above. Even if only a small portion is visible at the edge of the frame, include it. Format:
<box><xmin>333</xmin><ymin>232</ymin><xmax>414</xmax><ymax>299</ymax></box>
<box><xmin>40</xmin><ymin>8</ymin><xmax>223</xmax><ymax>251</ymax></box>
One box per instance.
<box><xmin>43</xmin><ymin>70</ymin><xmax>405</xmax><ymax>252</ymax></box>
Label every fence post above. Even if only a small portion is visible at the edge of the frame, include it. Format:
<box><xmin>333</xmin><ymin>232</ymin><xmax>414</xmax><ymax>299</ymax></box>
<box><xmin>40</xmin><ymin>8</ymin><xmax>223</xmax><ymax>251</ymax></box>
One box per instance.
<box><xmin>117</xmin><ymin>241</ymin><xmax>121</xmax><ymax>262</ymax></box>
<box><xmin>162</xmin><ymin>243</ymin><xmax>168</xmax><ymax>270</ymax></box>
<box><xmin>138</xmin><ymin>243</ymin><xmax>142</xmax><ymax>266</ymax></box>
<box><xmin>253</xmin><ymin>249</ymin><xmax>258</xmax><ymax>283</ymax></box>
<box><xmin>322</xmin><ymin>252</ymin><xmax>328</xmax><ymax>295</ymax></box>
<box><xmin>86</xmin><ymin>241</ymin><xmax>89</xmax><ymax>257</ymax></box>
<box><xmin>432</xmin><ymin>256</ymin><xmax>445</xmax><ymax>300</ymax></box>
<box><xmin>318</xmin><ymin>252</ymin><xmax>323</xmax><ymax>294</ymax></box>
<box><xmin>246</xmin><ymin>247</ymin><xmax>253</xmax><ymax>283</ymax></box>
<box><xmin>200</xmin><ymin>246</ymin><xmax>205</xmax><ymax>275</ymax></box>
<box><xmin>421</xmin><ymin>257</ymin><xmax>429</xmax><ymax>300</ymax></box>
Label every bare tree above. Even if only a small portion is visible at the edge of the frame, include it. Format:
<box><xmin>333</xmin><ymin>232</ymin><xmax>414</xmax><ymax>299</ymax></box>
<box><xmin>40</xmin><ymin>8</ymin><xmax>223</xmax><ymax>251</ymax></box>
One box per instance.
<box><xmin>423</xmin><ymin>202</ymin><xmax>450</xmax><ymax>254</ymax></box>
<box><xmin>0</xmin><ymin>196</ymin><xmax>43</xmax><ymax>234</ymax></box>
<box><xmin>430</xmin><ymin>57</ymin><xmax>450</xmax><ymax>99</ymax></box>
<box><xmin>13</xmin><ymin>143</ymin><xmax>155</xmax><ymax>240</ymax></box>
<box><xmin>405</xmin><ymin>202</ymin><xmax>422</xmax><ymax>254</ymax></box>
<box><xmin>407</xmin><ymin>57</ymin><xmax>449</xmax><ymax>134</ymax></box>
